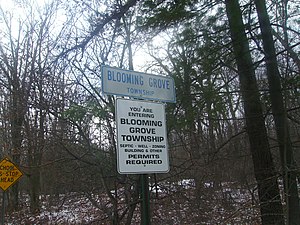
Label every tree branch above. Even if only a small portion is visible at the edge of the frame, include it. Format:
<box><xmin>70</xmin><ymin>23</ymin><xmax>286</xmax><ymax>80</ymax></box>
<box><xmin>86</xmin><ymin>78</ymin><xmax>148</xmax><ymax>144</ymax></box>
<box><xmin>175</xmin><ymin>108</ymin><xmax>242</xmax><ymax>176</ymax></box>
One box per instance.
<box><xmin>55</xmin><ymin>0</ymin><xmax>140</xmax><ymax>60</ymax></box>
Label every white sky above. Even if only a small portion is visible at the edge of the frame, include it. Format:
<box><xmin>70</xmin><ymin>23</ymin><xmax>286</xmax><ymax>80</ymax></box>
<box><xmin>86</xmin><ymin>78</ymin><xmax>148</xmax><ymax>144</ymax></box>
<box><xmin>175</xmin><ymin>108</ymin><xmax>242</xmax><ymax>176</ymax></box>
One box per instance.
<box><xmin>0</xmin><ymin>0</ymin><xmax>157</xmax><ymax>71</ymax></box>
<box><xmin>0</xmin><ymin>0</ymin><xmax>48</xmax><ymax>10</ymax></box>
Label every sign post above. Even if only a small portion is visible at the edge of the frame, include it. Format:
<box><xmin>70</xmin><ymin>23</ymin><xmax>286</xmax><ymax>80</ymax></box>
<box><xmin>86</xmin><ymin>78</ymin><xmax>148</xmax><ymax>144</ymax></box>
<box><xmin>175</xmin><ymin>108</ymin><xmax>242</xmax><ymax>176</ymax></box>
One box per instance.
<box><xmin>116</xmin><ymin>98</ymin><xmax>169</xmax><ymax>225</ymax></box>
<box><xmin>1</xmin><ymin>192</ymin><xmax>4</xmax><ymax>225</ymax></box>
<box><xmin>102</xmin><ymin>65</ymin><xmax>176</xmax><ymax>225</ymax></box>
<box><xmin>0</xmin><ymin>157</ymin><xmax>23</xmax><ymax>225</ymax></box>
<box><xmin>141</xmin><ymin>174</ymin><xmax>150</xmax><ymax>225</ymax></box>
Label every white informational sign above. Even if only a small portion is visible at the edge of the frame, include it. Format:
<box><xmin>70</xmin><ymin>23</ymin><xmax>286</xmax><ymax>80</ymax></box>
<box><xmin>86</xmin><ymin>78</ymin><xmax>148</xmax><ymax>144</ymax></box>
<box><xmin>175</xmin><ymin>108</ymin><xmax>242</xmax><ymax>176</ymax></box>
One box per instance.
<box><xmin>102</xmin><ymin>65</ymin><xmax>176</xmax><ymax>103</ymax></box>
<box><xmin>116</xmin><ymin>98</ymin><xmax>169</xmax><ymax>174</ymax></box>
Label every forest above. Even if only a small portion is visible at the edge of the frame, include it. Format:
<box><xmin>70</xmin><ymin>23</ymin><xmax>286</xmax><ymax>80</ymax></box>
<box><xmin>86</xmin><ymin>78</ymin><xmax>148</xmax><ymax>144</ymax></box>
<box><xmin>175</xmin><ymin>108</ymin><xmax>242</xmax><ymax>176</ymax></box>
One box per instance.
<box><xmin>0</xmin><ymin>0</ymin><xmax>299</xmax><ymax>224</ymax></box>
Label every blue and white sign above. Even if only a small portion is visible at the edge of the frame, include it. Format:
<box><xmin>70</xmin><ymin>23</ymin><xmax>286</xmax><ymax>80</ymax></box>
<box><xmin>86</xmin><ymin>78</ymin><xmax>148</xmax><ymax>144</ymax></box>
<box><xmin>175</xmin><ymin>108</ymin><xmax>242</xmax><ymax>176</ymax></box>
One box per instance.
<box><xmin>101</xmin><ymin>65</ymin><xmax>176</xmax><ymax>103</ymax></box>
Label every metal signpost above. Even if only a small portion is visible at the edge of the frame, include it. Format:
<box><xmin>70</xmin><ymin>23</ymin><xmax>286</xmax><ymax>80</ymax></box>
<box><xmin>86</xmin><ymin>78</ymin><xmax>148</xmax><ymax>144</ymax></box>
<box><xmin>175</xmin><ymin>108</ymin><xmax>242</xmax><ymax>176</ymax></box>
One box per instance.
<box><xmin>101</xmin><ymin>65</ymin><xmax>176</xmax><ymax>225</ymax></box>
<box><xmin>0</xmin><ymin>157</ymin><xmax>23</xmax><ymax>225</ymax></box>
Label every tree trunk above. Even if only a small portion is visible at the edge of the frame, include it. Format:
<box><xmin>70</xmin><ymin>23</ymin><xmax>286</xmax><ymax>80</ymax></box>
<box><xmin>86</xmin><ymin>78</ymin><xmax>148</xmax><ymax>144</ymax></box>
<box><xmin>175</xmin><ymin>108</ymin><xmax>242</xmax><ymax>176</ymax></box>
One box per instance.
<box><xmin>254</xmin><ymin>1</ymin><xmax>300</xmax><ymax>224</ymax></box>
<box><xmin>29</xmin><ymin>167</ymin><xmax>41</xmax><ymax>212</ymax></box>
<box><xmin>225</xmin><ymin>0</ymin><xmax>284</xmax><ymax>224</ymax></box>
<box><xmin>181</xmin><ymin>55</ymin><xmax>204</xmax><ymax>201</ymax></box>
<box><xmin>10</xmin><ymin>82</ymin><xmax>25</xmax><ymax>211</ymax></box>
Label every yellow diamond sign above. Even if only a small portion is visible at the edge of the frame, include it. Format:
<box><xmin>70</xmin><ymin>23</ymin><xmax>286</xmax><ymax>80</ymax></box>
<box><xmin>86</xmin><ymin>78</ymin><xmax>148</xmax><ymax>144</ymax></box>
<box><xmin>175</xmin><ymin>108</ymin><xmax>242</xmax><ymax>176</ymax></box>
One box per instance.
<box><xmin>0</xmin><ymin>158</ymin><xmax>23</xmax><ymax>191</ymax></box>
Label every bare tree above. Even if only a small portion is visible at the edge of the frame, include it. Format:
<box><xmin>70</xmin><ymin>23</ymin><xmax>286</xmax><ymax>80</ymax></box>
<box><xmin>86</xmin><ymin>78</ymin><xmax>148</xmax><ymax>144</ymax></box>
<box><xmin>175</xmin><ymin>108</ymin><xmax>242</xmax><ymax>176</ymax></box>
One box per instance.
<box><xmin>254</xmin><ymin>0</ymin><xmax>300</xmax><ymax>223</ymax></box>
<box><xmin>225</xmin><ymin>0</ymin><xmax>284</xmax><ymax>224</ymax></box>
<box><xmin>0</xmin><ymin>0</ymin><xmax>71</xmax><ymax>211</ymax></box>
<box><xmin>0</xmin><ymin>5</ymin><xmax>33</xmax><ymax>210</ymax></box>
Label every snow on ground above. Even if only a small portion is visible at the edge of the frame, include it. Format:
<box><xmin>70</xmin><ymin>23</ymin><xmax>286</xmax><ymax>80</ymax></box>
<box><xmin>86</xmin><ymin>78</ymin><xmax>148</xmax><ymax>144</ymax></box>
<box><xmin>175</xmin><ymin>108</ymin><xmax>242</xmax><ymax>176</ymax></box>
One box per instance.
<box><xmin>5</xmin><ymin>180</ymin><xmax>261</xmax><ymax>224</ymax></box>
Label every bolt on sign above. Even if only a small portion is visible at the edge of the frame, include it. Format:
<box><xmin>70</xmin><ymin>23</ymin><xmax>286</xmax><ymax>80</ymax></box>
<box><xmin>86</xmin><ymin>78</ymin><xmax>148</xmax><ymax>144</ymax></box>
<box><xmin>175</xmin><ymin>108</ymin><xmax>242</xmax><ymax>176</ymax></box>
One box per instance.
<box><xmin>0</xmin><ymin>158</ymin><xmax>23</xmax><ymax>191</ymax></box>
<box><xmin>116</xmin><ymin>98</ymin><xmax>169</xmax><ymax>174</ymax></box>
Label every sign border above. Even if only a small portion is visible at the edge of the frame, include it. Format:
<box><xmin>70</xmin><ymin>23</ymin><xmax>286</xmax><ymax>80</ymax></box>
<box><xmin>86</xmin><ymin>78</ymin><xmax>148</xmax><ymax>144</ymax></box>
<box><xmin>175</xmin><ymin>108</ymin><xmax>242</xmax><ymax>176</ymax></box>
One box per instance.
<box><xmin>116</xmin><ymin>98</ymin><xmax>170</xmax><ymax>174</ymax></box>
<box><xmin>101</xmin><ymin>65</ymin><xmax>176</xmax><ymax>103</ymax></box>
<box><xmin>0</xmin><ymin>157</ymin><xmax>23</xmax><ymax>191</ymax></box>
